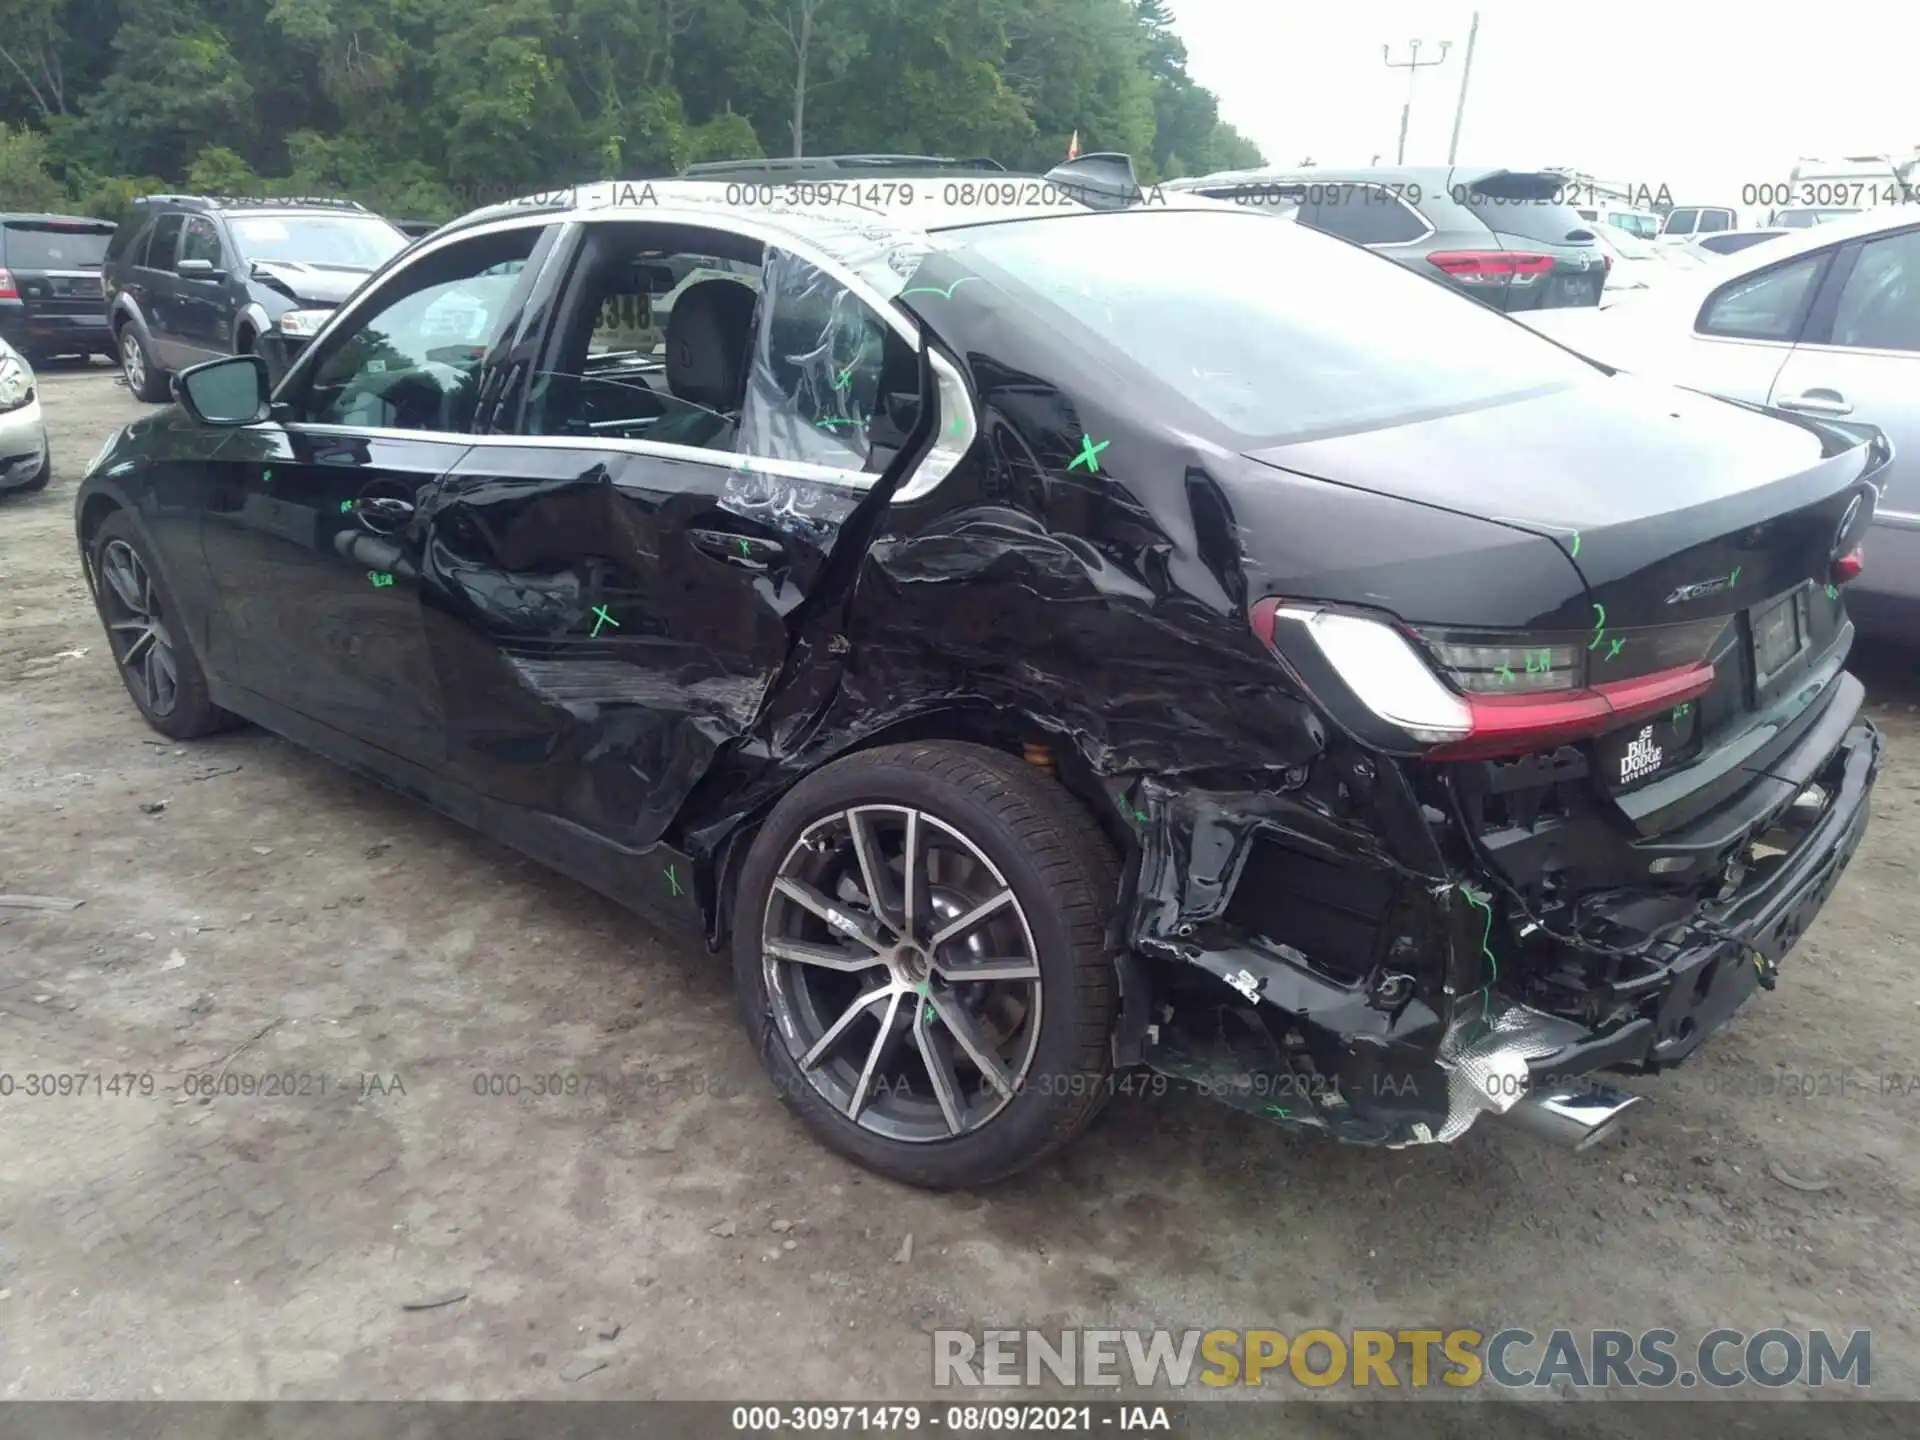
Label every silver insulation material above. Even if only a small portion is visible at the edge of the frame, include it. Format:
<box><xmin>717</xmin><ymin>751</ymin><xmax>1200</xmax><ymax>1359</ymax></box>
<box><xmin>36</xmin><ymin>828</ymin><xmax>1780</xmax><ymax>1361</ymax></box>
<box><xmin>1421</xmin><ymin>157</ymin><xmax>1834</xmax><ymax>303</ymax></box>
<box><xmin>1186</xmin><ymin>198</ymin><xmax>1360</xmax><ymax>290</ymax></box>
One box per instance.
<box><xmin>1427</xmin><ymin>1001</ymin><xmax>1591</xmax><ymax>1144</ymax></box>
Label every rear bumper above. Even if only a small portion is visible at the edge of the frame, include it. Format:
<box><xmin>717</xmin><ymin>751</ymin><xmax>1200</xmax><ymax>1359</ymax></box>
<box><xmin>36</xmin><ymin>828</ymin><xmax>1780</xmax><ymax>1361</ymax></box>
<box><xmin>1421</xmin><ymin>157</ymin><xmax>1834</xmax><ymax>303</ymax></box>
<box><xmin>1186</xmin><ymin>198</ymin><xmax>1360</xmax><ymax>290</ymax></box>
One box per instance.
<box><xmin>0</xmin><ymin>303</ymin><xmax>111</xmax><ymax>353</ymax></box>
<box><xmin>1524</xmin><ymin>712</ymin><xmax>1880</xmax><ymax>1087</ymax></box>
<box><xmin>1127</xmin><ymin>662</ymin><xmax>1882</xmax><ymax>1147</ymax></box>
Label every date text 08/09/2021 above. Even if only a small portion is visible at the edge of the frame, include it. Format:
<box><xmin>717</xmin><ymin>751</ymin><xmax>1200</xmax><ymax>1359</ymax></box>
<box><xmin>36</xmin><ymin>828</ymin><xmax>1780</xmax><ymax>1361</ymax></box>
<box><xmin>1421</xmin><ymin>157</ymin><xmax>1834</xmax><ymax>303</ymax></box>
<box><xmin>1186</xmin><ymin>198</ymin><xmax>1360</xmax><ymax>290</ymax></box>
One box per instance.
<box><xmin>730</xmin><ymin>1405</ymin><xmax>1171</xmax><ymax>1434</ymax></box>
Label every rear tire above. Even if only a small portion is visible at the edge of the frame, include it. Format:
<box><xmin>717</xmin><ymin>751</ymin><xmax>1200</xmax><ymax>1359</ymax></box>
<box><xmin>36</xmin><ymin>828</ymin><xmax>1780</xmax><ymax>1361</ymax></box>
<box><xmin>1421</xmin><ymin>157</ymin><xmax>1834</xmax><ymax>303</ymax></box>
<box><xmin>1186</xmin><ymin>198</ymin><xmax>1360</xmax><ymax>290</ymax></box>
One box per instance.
<box><xmin>732</xmin><ymin>741</ymin><xmax>1119</xmax><ymax>1189</ymax></box>
<box><xmin>117</xmin><ymin>323</ymin><xmax>169</xmax><ymax>403</ymax></box>
<box><xmin>88</xmin><ymin>511</ymin><xmax>240</xmax><ymax>739</ymax></box>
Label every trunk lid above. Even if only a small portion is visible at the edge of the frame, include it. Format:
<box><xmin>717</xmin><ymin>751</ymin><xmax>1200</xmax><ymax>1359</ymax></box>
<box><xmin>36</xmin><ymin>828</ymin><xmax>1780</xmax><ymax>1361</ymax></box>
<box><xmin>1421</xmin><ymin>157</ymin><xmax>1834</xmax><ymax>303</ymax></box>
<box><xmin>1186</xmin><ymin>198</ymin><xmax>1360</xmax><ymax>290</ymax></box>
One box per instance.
<box><xmin>1244</xmin><ymin>373</ymin><xmax>1887</xmax><ymax>831</ymax></box>
<box><xmin>2</xmin><ymin>219</ymin><xmax>113</xmax><ymax>317</ymax></box>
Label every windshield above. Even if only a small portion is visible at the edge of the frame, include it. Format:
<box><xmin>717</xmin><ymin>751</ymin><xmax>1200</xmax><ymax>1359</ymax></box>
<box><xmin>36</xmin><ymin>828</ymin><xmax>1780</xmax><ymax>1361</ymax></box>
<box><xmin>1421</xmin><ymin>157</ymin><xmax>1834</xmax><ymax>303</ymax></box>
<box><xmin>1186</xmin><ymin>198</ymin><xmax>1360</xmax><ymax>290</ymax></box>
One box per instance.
<box><xmin>3</xmin><ymin>222</ymin><xmax>114</xmax><ymax>268</ymax></box>
<box><xmin>229</xmin><ymin>214</ymin><xmax>407</xmax><ymax>268</ymax></box>
<box><xmin>947</xmin><ymin>209</ymin><xmax>1599</xmax><ymax>443</ymax></box>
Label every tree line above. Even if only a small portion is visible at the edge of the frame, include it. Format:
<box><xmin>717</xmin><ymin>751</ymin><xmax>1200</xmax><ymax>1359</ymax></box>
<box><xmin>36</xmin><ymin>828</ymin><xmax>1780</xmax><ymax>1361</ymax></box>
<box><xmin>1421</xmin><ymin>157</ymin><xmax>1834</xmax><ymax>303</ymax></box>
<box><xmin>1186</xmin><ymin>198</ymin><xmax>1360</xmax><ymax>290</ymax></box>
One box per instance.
<box><xmin>0</xmin><ymin>0</ymin><xmax>1263</xmax><ymax>223</ymax></box>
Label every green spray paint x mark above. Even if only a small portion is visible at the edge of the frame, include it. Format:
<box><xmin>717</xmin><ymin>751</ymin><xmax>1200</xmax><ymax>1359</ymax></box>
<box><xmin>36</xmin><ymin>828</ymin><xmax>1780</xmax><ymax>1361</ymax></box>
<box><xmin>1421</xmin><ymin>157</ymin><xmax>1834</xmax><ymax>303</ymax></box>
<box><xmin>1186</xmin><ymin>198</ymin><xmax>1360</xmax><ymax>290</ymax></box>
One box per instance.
<box><xmin>1569</xmin><ymin>532</ymin><xmax>1581</xmax><ymax>558</ymax></box>
<box><xmin>367</xmin><ymin>571</ymin><xmax>392</xmax><ymax>588</ymax></box>
<box><xmin>1496</xmin><ymin>662</ymin><xmax>1514</xmax><ymax>684</ymax></box>
<box><xmin>1264</xmin><ymin>1105</ymin><xmax>1291</xmax><ymax>1121</ymax></box>
<box><xmin>340</xmin><ymin>499</ymin><xmax>354</xmax><ymax>512</ymax></box>
<box><xmin>262</xmin><ymin>468</ymin><xmax>273</xmax><ymax>483</ymax></box>
<box><xmin>1730</xmin><ymin>565</ymin><xmax>1741</xmax><ymax>586</ymax></box>
<box><xmin>664</xmin><ymin>864</ymin><xmax>683</xmax><ymax>897</ymax></box>
<box><xmin>1588</xmin><ymin>603</ymin><xmax>1607</xmax><ymax>652</ymax></box>
<box><xmin>1827</xmin><ymin>584</ymin><xmax>1840</xmax><ymax>600</ymax></box>
<box><xmin>1068</xmin><ymin>435</ymin><xmax>1109</xmax><ymax>473</ymax></box>
<box><xmin>1606</xmin><ymin>637</ymin><xmax>1625</xmax><ymax>661</ymax></box>
<box><xmin>590</xmin><ymin>604</ymin><xmax>619</xmax><ymax>637</ymax></box>
<box><xmin>899</xmin><ymin>277</ymin><xmax>977</xmax><ymax>301</ymax></box>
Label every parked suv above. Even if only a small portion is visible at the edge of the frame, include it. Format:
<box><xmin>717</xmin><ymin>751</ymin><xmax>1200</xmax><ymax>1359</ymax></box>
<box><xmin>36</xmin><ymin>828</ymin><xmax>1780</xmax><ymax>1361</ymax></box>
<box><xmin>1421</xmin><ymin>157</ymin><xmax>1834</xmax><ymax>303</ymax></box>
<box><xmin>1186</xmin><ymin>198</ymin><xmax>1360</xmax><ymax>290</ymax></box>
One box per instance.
<box><xmin>1164</xmin><ymin>165</ymin><xmax>1607</xmax><ymax>311</ymax></box>
<box><xmin>1</xmin><ymin>213</ymin><xmax>118</xmax><ymax>362</ymax></box>
<box><xmin>102</xmin><ymin>195</ymin><xmax>408</xmax><ymax>401</ymax></box>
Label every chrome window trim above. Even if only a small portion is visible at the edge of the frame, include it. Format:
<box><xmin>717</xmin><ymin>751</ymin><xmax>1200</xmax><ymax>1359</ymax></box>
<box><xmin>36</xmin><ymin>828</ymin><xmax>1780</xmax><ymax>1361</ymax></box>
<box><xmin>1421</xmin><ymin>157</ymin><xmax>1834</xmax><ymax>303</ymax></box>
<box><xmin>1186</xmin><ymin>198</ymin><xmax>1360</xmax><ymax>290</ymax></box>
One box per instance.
<box><xmin>262</xmin><ymin>204</ymin><xmax>975</xmax><ymax>500</ymax></box>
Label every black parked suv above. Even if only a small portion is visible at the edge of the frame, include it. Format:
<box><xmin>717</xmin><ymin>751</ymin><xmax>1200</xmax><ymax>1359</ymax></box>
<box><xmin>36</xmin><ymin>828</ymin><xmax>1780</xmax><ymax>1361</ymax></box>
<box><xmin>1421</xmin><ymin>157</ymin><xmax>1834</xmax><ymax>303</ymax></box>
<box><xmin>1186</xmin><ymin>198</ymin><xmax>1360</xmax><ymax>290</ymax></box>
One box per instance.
<box><xmin>102</xmin><ymin>195</ymin><xmax>408</xmax><ymax>401</ymax></box>
<box><xmin>1166</xmin><ymin>165</ymin><xmax>1608</xmax><ymax>312</ymax></box>
<box><xmin>1</xmin><ymin>213</ymin><xmax>118</xmax><ymax>362</ymax></box>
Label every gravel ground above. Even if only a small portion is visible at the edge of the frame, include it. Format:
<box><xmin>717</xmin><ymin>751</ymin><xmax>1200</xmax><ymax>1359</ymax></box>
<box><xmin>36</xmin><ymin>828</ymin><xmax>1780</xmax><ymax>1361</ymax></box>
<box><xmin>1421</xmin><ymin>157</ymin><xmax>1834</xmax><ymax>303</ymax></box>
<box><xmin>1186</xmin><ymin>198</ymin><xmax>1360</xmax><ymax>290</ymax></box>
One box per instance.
<box><xmin>1</xmin><ymin>363</ymin><xmax>1916</xmax><ymax>1408</ymax></box>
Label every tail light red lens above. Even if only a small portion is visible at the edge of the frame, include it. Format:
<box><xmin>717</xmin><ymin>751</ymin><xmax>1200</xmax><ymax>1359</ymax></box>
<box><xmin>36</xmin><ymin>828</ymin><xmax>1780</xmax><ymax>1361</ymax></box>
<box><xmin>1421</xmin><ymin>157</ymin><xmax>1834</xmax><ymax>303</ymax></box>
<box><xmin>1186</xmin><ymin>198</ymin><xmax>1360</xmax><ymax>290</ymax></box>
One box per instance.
<box><xmin>1427</xmin><ymin>251</ymin><xmax>1554</xmax><ymax>286</ymax></box>
<box><xmin>1831</xmin><ymin>547</ymin><xmax>1864</xmax><ymax>584</ymax></box>
<box><xmin>1250</xmin><ymin>599</ymin><xmax>1722</xmax><ymax>762</ymax></box>
<box><xmin>0</xmin><ymin>268</ymin><xmax>17</xmax><ymax>300</ymax></box>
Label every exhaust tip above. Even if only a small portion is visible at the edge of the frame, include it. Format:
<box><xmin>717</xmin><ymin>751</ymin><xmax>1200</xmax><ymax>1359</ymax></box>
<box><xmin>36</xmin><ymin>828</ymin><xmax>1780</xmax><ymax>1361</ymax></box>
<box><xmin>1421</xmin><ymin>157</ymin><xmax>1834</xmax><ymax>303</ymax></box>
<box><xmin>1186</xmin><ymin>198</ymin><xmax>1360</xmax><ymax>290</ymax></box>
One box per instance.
<box><xmin>1506</xmin><ymin>1086</ymin><xmax>1642</xmax><ymax>1151</ymax></box>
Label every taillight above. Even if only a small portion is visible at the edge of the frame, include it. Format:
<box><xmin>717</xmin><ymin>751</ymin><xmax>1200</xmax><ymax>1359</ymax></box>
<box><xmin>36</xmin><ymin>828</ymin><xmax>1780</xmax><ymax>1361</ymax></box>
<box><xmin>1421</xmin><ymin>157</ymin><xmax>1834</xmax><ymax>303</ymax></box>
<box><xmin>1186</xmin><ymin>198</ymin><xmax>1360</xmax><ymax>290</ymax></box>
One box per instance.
<box><xmin>1832</xmin><ymin>546</ymin><xmax>1864</xmax><ymax>585</ymax></box>
<box><xmin>1426</xmin><ymin>251</ymin><xmax>1554</xmax><ymax>287</ymax></box>
<box><xmin>0</xmin><ymin>268</ymin><xmax>17</xmax><ymax>300</ymax></box>
<box><xmin>1250</xmin><ymin>600</ymin><xmax>1721</xmax><ymax>762</ymax></box>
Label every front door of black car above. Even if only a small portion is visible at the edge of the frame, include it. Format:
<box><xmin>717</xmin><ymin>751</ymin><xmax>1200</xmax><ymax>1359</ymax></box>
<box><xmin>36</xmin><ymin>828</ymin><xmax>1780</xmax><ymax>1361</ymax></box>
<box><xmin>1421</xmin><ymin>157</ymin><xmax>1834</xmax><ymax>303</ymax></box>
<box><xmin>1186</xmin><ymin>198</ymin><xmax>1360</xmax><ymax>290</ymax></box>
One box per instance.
<box><xmin>172</xmin><ymin>215</ymin><xmax>234</xmax><ymax>364</ymax></box>
<box><xmin>415</xmin><ymin>221</ymin><xmax>921</xmax><ymax>850</ymax></box>
<box><xmin>197</xmin><ymin>223</ymin><xmax>550</xmax><ymax>765</ymax></box>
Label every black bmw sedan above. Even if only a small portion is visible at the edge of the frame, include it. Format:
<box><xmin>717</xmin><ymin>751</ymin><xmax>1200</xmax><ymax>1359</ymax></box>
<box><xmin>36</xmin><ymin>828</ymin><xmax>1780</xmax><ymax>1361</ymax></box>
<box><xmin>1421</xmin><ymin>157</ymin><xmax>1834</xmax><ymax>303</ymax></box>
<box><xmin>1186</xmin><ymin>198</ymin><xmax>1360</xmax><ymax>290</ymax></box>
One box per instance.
<box><xmin>73</xmin><ymin>173</ymin><xmax>1887</xmax><ymax>1188</ymax></box>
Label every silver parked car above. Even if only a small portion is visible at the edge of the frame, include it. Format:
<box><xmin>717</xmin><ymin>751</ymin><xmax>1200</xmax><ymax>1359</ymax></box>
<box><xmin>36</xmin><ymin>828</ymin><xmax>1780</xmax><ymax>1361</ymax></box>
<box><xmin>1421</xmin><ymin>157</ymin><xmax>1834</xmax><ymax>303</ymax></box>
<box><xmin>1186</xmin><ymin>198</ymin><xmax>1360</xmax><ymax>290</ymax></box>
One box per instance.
<box><xmin>0</xmin><ymin>336</ymin><xmax>50</xmax><ymax>494</ymax></box>
<box><xmin>1520</xmin><ymin>208</ymin><xmax>1920</xmax><ymax>638</ymax></box>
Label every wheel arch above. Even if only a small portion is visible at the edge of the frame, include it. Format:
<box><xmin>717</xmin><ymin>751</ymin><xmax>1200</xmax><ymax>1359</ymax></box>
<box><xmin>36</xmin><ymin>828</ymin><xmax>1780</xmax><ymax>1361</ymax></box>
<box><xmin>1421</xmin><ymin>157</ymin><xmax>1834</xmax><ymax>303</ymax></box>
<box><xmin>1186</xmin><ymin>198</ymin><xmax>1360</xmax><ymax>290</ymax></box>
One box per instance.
<box><xmin>697</xmin><ymin>704</ymin><xmax>1135</xmax><ymax>953</ymax></box>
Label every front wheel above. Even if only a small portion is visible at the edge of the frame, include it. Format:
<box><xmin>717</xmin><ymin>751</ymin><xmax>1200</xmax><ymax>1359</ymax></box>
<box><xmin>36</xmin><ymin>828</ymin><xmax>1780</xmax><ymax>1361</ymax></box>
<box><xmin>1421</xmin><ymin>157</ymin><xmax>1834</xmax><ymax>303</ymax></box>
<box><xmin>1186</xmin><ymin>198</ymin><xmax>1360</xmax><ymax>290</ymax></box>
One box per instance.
<box><xmin>732</xmin><ymin>741</ymin><xmax>1120</xmax><ymax>1189</ymax></box>
<box><xmin>88</xmin><ymin>511</ymin><xmax>240</xmax><ymax>739</ymax></box>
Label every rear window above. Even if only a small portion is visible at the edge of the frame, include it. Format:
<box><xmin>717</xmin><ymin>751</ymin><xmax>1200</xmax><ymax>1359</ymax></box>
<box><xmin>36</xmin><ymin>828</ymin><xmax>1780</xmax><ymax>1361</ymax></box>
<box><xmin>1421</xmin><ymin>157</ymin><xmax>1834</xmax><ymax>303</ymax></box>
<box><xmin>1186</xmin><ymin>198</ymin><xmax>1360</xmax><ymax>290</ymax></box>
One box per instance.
<box><xmin>947</xmin><ymin>209</ymin><xmax>1599</xmax><ymax>443</ymax></box>
<box><xmin>1697</xmin><ymin>209</ymin><xmax>1733</xmax><ymax>233</ymax></box>
<box><xmin>2</xmin><ymin>222</ymin><xmax>114</xmax><ymax>268</ymax></box>
<box><xmin>1458</xmin><ymin>173</ymin><xmax>1596</xmax><ymax>245</ymax></box>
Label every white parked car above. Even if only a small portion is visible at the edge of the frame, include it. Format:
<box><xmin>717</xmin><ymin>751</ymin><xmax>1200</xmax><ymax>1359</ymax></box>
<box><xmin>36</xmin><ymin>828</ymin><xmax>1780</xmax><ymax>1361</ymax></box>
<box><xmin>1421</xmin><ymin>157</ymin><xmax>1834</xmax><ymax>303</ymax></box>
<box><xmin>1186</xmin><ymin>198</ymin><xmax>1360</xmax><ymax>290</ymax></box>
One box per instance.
<box><xmin>1519</xmin><ymin>208</ymin><xmax>1920</xmax><ymax>639</ymax></box>
<box><xmin>0</xmin><ymin>336</ymin><xmax>50</xmax><ymax>494</ymax></box>
<box><xmin>1588</xmin><ymin>222</ymin><xmax>1708</xmax><ymax>303</ymax></box>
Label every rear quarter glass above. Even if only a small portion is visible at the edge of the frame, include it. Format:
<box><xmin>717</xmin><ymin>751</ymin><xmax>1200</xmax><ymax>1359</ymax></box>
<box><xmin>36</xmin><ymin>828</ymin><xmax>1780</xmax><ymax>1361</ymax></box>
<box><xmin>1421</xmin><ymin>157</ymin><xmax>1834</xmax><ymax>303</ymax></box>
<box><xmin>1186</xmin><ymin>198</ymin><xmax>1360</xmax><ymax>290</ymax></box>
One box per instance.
<box><xmin>1459</xmin><ymin>180</ymin><xmax>1597</xmax><ymax>247</ymax></box>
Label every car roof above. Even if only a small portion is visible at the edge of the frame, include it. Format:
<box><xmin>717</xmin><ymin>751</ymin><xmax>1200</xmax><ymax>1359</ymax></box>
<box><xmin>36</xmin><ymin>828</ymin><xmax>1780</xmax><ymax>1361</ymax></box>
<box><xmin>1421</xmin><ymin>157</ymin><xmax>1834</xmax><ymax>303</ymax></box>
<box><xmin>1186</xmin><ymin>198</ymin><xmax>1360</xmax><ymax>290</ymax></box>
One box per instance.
<box><xmin>680</xmin><ymin>154</ymin><xmax>1008</xmax><ymax>179</ymax></box>
<box><xmin>1</xmin><ymin>212</ymin><xmax>115</xmax><ymax>226</ymax></box>
<box><xmin>432</xmin><ymin>177</ymin><xmax>1247</xmax><ymax>297</ymax></box>
<box><xmin>133</xmin><ymin>194</ymin><xmax>376</xmax><ymax>217</ymax></box>
<box><xmin>1163</xmin><ymin>163</ymin><xmax>1556</xmax><ymax>191</ymax></box>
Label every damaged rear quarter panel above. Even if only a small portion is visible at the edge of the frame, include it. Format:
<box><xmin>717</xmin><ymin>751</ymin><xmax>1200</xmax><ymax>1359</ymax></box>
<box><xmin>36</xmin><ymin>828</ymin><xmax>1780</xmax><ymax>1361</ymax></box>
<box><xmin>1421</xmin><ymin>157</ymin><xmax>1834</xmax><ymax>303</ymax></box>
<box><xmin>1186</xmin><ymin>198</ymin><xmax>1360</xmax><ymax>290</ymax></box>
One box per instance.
<box><xmin>693</xmin><ymin>256</ymin><xmax>1596</xmax><ymax>1134</ymax></box>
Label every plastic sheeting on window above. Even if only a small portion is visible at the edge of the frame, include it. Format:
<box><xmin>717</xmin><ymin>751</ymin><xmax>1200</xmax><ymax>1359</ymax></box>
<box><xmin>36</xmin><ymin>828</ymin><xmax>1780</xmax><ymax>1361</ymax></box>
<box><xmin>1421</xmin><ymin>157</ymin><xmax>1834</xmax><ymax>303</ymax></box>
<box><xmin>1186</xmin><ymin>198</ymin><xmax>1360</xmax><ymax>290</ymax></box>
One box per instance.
<box><xmin>739</xmin><ymin>247</ymin><xmax>889</xmax><ymax>472</ymax></box>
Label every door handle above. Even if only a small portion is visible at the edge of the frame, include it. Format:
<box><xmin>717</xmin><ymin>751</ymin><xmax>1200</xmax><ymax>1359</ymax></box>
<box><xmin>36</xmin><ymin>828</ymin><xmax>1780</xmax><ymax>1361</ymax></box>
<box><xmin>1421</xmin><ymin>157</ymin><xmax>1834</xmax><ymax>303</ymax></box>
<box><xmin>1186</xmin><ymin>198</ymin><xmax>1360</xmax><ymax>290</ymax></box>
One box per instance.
<box><xmin>1775</xmin><ymin>389</ymin><xmax>1853</xmax><ymax>416</ymax></box>
<box><xmin>689</xmin><ymin>527</ymin><xmax>784</xmax><ymax>569</ymax></box>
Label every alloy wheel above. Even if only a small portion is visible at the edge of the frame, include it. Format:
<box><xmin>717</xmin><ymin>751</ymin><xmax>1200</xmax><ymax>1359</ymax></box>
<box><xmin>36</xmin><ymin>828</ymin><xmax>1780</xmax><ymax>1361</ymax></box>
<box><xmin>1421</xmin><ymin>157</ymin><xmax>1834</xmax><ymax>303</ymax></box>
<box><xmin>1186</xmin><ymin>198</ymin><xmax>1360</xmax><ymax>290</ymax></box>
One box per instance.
<box><xmin>761</xmin><ymin>804</ymin><xmax>1044</xmax><ymax>1142</ymax></box>
<box><xmin>99</xmin><ymin>539</ymin><xmax>178</xmax><ymax>716</ymax></box>
<box><xmin>120</xmin><ymin>331</ymin><xmax>145</xmax><ymax>392</ymax></box>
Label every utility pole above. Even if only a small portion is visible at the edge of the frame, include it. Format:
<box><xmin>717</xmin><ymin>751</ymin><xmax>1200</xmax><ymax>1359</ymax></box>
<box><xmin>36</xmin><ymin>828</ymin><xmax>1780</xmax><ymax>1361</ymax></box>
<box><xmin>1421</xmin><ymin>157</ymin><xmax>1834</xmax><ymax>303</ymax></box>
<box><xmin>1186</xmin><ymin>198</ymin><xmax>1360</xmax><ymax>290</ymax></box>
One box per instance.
<box><xmin>1383</xmin><ymin>39</ymin><xmax>1451</xmax><ymax>166</ymax></box>
<box><xmin>1447</xmin><ymin>11</ymin><xmax>1479</xmax><ymax>164</ymax></box>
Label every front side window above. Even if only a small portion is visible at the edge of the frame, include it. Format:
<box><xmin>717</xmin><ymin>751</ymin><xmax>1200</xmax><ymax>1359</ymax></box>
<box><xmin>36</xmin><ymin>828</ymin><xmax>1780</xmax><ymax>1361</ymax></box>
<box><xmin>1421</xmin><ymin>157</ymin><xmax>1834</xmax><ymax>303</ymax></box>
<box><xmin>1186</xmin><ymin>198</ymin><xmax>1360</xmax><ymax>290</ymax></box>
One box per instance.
<box><xmin>948</xmin><ymin>209</ymin><xmax>1600</xmax><ymax>443</ymax></box>
<box><xmin>1697</xmin><ymin>209</ymin><xmax>1733</xmax><ymax>233</ymax></box>
<box><xmin>288</xmin><ymin>226</ymin><xmax>541</xmax><ymax>431</ymax></box>
<box><xmin>1697</xmin><ymin>253</ymin><xmax>1827</xmax><ymax>341</ymax></box>
<box><xmin>179</xmin><ymin>216</ymin><xmax>224</xmax><ymax>268</ymax></box>
<box><xmin>1828</xmin><ymin>228</ymin><xmax>1920</xmax><ymax>352</ymax></box>
<box><xmin>1665</xmin><ymin>209</ymin><xmax>1700</xmax><ymax>235</ymax></box>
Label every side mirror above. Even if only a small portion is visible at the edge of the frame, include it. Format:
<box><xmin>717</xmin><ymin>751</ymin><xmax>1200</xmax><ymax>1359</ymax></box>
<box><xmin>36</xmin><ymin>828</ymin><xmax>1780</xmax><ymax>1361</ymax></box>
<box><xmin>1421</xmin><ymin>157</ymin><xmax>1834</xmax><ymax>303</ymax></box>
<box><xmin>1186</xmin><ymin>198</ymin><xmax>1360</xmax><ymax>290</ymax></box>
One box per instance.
<box><xmin>177</xmin><ymin>258</ymin><xmax>223</xmax><ymax>279</ymax></box>
<box><xmin>175</xmin><ymin>354</ymin><xmax>271</xmax><ymax>426</ymax></box>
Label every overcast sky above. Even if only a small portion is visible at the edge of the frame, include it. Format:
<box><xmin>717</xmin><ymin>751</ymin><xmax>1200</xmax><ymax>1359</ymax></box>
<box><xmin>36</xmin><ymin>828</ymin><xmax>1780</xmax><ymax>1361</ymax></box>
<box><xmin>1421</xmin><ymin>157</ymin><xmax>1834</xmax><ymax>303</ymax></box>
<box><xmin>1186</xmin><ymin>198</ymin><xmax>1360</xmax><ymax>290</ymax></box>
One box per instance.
<box><xmin>1165</xmin><ymin>0</ymin><xmax>1920</xmax><ymax>202</ymax></box>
